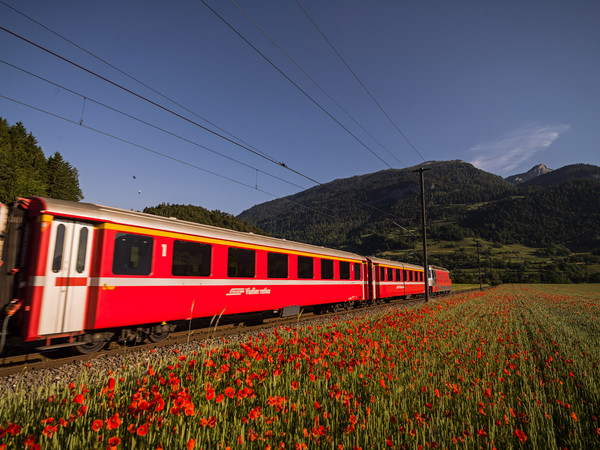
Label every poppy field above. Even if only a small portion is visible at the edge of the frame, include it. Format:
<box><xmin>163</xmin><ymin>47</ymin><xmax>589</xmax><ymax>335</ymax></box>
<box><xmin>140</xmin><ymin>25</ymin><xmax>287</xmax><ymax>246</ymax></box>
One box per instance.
<box><xmin>1</xmin><ymin>284</ymin><xmax>599</xmax><ymax>449</ymax></box>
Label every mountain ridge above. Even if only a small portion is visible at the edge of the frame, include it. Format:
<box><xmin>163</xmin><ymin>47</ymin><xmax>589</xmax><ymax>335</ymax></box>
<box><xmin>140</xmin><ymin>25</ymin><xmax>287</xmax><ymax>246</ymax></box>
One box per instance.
<box><xmin>237</xmin><ymin>160</ymin><xmax>600</xmax><ymax>254</ymax></box>
<box><xmin>505</xmin><ymin>164</ymin><xmax>553</xmax><ymax>184</ymax></box>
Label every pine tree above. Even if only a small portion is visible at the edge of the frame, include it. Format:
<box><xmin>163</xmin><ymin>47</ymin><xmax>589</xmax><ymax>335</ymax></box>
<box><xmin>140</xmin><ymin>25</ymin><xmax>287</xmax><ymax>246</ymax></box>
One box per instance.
<box><xmin>46</xmin><ymin>151</ymin><xmax>83</xmax><ymax>201</ymax></box>
<box><xmin>0</xmin><ymin>118</ymin><xmax>83</xmax><ymax>203</ymax></box>
<box><xmin>0</xmin><ymin>120</ymin><xmax>48</xmax><ymax>203</ymax></box>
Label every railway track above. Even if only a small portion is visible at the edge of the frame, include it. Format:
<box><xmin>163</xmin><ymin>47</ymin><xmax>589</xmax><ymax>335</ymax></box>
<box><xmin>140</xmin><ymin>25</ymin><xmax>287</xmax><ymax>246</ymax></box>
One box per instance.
<box><xmin>0</xmin><ymin>289</ymin><xmax>487</xmax><ymax>378</ymax></box>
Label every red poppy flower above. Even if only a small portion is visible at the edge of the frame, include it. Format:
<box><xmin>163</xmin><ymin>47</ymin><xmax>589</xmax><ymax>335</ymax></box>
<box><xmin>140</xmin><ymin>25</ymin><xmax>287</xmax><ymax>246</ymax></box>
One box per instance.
<box><xmin>92</xmin><ymin>420</ymin><xmax>103</xmax><ymax>432</ymax></box>
<box><xmin>206</xmin><ymin>388</ymin><xmax>215</xmax><ymax>401</ymax></box>
<box><xmin>187</xmin><ymin>438</ymin><xmax>195</xmax><ymax>450</ymax></box>
<box><xmin>105</xmin><ymin>413</ymin><xmax>122</xmax><ymax>430</ymax></box>
<box><xmin>42</xmin><ymin>425</ymin><xmax>57</xmax><ymax>438</ymax></box>
<box><xmin>225</xmin><ymin>387</ymin><xmax>235</xmax><ymax>398</ymax></box>
<box><xmin>137</xmin><ymin>423</ymin><xmax>149</xmax><ymax>436</ymax></box>
<box><xmin>513</xmin><ymin>428</ymin><xmax>527</xmax><ymax>443</ymax></box>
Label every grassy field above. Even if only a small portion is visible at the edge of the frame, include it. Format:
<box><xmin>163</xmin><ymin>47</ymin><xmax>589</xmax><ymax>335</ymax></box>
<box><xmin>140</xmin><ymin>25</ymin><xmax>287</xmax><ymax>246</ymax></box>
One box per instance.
<box><xmin>1</xmin><ymin>284</ymin><xmax>599</xmax><ymax>449</ymax></box>
<box><xmin>450</xmin><ymin>283</ymin><xmax>489</xmax><ymax>292</ymax></box>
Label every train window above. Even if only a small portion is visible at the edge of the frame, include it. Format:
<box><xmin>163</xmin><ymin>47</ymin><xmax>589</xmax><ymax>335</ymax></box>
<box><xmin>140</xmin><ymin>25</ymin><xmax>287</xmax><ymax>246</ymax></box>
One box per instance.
<box><xmin>172</xmin><ymin>240</ymin><xmax>211</xmax><ymax>277</ymax></box>
<box><xmin>403</xmin><ymin>269</ymin><xmax>407</xmax><ymax>281</ymax></box>
<box><xmin>268</xmin><ymin>252</ymin><xmax>288</xmax><ymax>278</ymax></box>
<box><xmin>227</xmin><ymin>247</ymin><xmax>255</xmax><ymax>278</ymax></box>
<box><xmin>113</xmin><ymin>233</ymin><xmax>153</xmax><ymax>275</ymax></box>
<box><xmin>339</xmin><ymin>261</ymin><xmax>350</xmax><ymax>280</ymax></box>
<box><xmin>387</xmin><ymin>268</ymin><xmax>394</xmax><ymax>281</ymax></box>
<box><xmin>395</xmin><ymin>269</ymin><xmax>401</xmax><ymax>281</ymax></box>
<box><xmin>76</xmin><ymin>227</ymin><xmax>88</xmax><ymax>273</ymax></box>
<box><xmin>380</xmin><ymin>267</ymin><xmax>385</xmax><ymax>281</ymax></box>
<box><xmin>52</xmin><ymin>224</ymin><xmax>66</xmax><ymax>273</ymax></box>
<box><xmin>354</xmin><ymin>263</ymin><xmax>361</xmax><ymax>280</ymax></box>
<box><xmin>298</xmin><ymin>256</ymin><xmax>314</xmax><ymax>279</ymax></box>
<box><xmin>321</xmin><ymin>259</ymin><xmax>334</xmax><ymax>279</ymax></box>
<box><xmin>409</xmin><ymin>271</ymin><xmax>413</xmax><ymax>282</ymax></box>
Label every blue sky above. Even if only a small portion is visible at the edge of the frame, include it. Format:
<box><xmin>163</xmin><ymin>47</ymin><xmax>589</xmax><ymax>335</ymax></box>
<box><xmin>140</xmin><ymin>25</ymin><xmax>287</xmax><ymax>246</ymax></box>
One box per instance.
<box><xmin>1</xmin><ymin>0</ymin><xmax>598</xmax><ymax>214</ymax></box>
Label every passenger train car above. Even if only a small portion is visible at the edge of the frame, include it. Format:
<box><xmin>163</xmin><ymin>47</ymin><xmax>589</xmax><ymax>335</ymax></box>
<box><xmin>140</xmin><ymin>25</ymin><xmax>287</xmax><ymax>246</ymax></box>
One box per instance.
<box><xmin>0</xmin><ymin>197</ymin><xmax>450</xmax><ymax>354</ymax></box>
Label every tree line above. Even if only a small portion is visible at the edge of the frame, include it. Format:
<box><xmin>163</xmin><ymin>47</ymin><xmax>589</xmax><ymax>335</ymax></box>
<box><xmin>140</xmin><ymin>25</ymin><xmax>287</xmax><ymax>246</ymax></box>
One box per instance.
<box><xmin>0</xmin><ymin>118</ymin><xmax>82</xmax><ymax>204</ymax></box>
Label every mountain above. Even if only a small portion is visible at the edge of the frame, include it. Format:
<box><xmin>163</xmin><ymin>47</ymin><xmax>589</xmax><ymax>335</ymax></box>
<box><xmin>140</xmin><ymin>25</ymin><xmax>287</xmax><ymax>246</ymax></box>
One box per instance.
<box><xmin>237</xmin><ymin>160</ymin><xmax>600</xmax><ymax>283</ymax></box>
<box><xmin>505</xmin><ymin>164</ymin><xmax>553</xmax><ymax>185</ymax></box>
<box><xmin>462</xmin><ymin>179</ymin><xmax>600</xmax><ymax>247</ymax></box>
<box><xmin>522</xmin><ymin>163</ymin><xmax>600</xmax><ymax>186</ymax></box>
<box><xmin>238</xmin><ymin>160</ymin><xmax>516</xmax><ymax>252</ymax></box>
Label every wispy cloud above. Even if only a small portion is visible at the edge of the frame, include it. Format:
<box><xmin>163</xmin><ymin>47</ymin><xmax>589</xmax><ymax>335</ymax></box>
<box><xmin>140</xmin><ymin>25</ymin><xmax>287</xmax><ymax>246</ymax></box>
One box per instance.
<box><xmin>468</xmin><ymin>124</ymin><xmax>570</xmax><ymax>175</ymax></box>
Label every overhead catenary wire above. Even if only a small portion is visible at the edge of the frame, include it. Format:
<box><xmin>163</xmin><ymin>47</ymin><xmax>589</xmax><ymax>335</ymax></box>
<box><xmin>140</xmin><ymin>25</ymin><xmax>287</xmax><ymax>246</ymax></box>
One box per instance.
<box><xmin>0</xmin><ymin>58</ymin><xmax>308</xmax><ymax>191</ymax></box>
<box><xmin>198</xmin><ymin>0</ymin><xmax>394</xmax><ymax>169</ymax></box>
<box><xmin>1</xmin><ymin>93</ymin><xmax>421</xmax><ymax>239</ymax></box>
<box><xmin>296</xmin><ymin>0</ymin><xmax>426</xmax><ymax>162</ymax></box>
<box><xmin>0</xmin><ymin>22</ymin><xmax>425</xmax><ymax>234</ymax></box>
<box><xmin>1</xmin><ymin>88</ymin><xmax>422</xmax><ymax>237</ymax></box>
<box><xmin>229</xmin><ymin>0</ymin><xmax>405</xmax><ymax>167</ymax></box>
<box><xmin>0</xmin><ymin>25</ymin><xmax>323</xmax><ymax>187</ymax></box>
<box><xmin>0</xmin><ymin>0</ymin><xmax>276</xmax><ymax>163</ymax></box>
<box><xmin>0</xmin><ymin>26</ymin><xmax>421</xmax><ymax>228</ymax></box>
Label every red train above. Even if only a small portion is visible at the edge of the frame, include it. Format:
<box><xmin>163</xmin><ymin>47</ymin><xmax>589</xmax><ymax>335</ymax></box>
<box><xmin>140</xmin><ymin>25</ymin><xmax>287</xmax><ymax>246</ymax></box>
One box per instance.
<box><xmin>0</xmin><ymin>197</ymin><xmax>451</xmax><ymax>354</ymax></box>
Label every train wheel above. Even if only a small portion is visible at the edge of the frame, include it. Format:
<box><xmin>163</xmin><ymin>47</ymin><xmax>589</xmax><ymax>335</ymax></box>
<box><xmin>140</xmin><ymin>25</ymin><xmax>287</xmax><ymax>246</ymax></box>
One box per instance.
<box><xmin>73</xmin><ymin>339</ymin><xmax>106</xmax><ymax>355</ymax></box>
<box><xmin>148</xmin><ymin>323</ymin><xmax>171</xmax><ymax>343</ymax></box>
<box><xmin>149</xmin><ymin>329</ymin><xmax>170</xmax><ymax>343</ymax></box>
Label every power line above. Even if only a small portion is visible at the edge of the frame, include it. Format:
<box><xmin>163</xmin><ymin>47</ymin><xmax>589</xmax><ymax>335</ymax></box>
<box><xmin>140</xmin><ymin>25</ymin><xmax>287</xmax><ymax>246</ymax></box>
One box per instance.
<box><xmin>0</xmin><ymin>0</ymin><xmax>277</xmax><ymax>163</ymax></box>
<box><xmin>0</xmin><ymin>25</ymin><xmax>322</xmax><ymax>187</ymax></box>
<box><xmin>229</xmin><ymin>0</ymin><xmax>405</xmax><ymax>167</ymax></box>
<box><xmin>1</xmin><ymin>88</ymin><xmax>419</xmax><ymax>234</ymax></box>
<box><xmin>0</xmin><ymin>25</ymin><xmax>421</xmax><ymax>231</ymax></box>
<box><xmin>199</xmin><ymin>0</ymin><xmax>394</xmax><ymax>169</ymax></box>
<box><xmin>2</xmin><ymin>94</ymin><xmax>425</xmax><ymax>241</ymax></box>
<box><xmin>0</xmin><ymin>93</ymin><xmax>273</xmax><ymax>194</ymax></box>
<box><xmin>0</xmin><ymin>58</ymin><xmax>308</xmax><ymax>191</ymax></box>
<box><xmin>296</xmin><ymin>0</ymin><xmax>426</xmax><ymax>162</ymax></box>
<box><xmin>0</xmin><ymin>43</ymin><xmax>414</xmax><ymax>229</ymax></box>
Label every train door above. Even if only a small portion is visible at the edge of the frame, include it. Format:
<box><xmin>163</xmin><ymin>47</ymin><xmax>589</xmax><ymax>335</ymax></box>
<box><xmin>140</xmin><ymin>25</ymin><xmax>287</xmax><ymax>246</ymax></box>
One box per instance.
<box><xmin>428</xmin><ymin>267</ymin><xmax>437</xmax><ymax>293</ymax></box>
<box><xmin>38</xmin><ymin>219</ymin><xmax>94</xmax><ymax>335</ymax></box>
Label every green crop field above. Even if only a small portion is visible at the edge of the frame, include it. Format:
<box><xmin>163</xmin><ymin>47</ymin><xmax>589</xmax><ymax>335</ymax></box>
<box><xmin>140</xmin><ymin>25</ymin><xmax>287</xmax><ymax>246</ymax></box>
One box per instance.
<box><xmin>1</xmin><ymin>285</ymin><xmax>599</xmax><ymax>449</ymax></box>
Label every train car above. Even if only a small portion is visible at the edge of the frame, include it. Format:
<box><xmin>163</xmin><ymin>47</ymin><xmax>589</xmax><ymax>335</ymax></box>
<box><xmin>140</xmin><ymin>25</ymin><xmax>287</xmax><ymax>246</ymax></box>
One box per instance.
<box><xmin>0</xmin><ymin>197</ymin><xmax>367</xmax><ymax>354</ymax></box>
<box><xmin>429</xmin><ymin>265</ymin><xmax>452</xmax><ymax>294</ymax></box>
<box><xmin>366</xmin><ymin>256</ymin><xmax>426</xmax><ymax>302</ymax></box>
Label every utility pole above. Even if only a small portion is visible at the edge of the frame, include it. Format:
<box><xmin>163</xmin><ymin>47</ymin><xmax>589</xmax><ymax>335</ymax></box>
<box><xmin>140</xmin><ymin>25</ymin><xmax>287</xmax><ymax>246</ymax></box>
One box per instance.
<box><xmin>476</xmin><ymin>240</ymin><xmax>483</xmax><ymax>291</ymax></box>
<box><xmin>413</xmin><ymin>166</ymin><xmax>430</xmax><ymax>302</ymax></box>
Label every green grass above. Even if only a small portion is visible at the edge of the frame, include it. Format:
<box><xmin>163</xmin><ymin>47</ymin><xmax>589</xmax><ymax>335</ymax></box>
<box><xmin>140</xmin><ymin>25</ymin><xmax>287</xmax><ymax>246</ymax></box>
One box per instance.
<box><xmin>451</xmin><ymin>283</ymin><xmax>488</xmax><ymax>292</ymax></box>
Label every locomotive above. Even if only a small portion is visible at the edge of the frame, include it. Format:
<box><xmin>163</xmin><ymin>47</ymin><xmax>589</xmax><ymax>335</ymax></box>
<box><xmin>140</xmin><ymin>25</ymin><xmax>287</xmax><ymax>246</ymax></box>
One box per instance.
<box><xmin>0</xmin><ymin>197</ymin><xmax>451</xmax><ymax>355</ymax></box>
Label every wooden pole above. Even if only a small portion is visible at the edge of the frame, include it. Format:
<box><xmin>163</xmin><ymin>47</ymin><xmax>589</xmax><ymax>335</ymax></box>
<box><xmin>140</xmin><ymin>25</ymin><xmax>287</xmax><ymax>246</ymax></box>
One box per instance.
<box><xmin>413</xmin><ymin>167</ymin><xmax>430</xmax><ymax>302</ymax></box>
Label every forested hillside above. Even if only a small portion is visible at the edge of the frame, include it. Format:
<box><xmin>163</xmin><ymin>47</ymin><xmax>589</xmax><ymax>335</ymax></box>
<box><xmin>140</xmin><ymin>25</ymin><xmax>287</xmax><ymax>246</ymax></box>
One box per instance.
<box><xmin>463</xmin><ymin>179</ymin><xmax>600</xmax><ymax>248</ymax></box>
<box><xmin>239</xmin><ymin>160</ymin><xmax>516</xmax><ymax>251</ymax></box>
<box><xmin>522</xmin><ymin>163</ymin><xmax>600</xmax><ymax>187</ymax></box>
<box><xmin>143</xmin><ymin>203</ymin><xmax>266</xmax><ymax>234</ymax></box>
<box><xmin>0</xmin><ymin>118</ymin><xmax>82</xmax><ymax>203</ymax></box>
<box><xmin>239</xmin><ymin>160</ymin><xmax>600</xmax><ymax>283</ymax></box>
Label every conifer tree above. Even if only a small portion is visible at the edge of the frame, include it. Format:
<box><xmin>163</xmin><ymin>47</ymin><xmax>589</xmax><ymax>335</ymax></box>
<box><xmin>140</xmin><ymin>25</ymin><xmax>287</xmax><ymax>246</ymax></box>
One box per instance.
<box><xmin>0</xmin><ymin>118</ymin><xmax>83</xmax><ymax>203</ymax></box>
<box><xmin>46</xmin><ymin>151</ymin><xmax>83</xmax><ymax>201</ymax></box>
